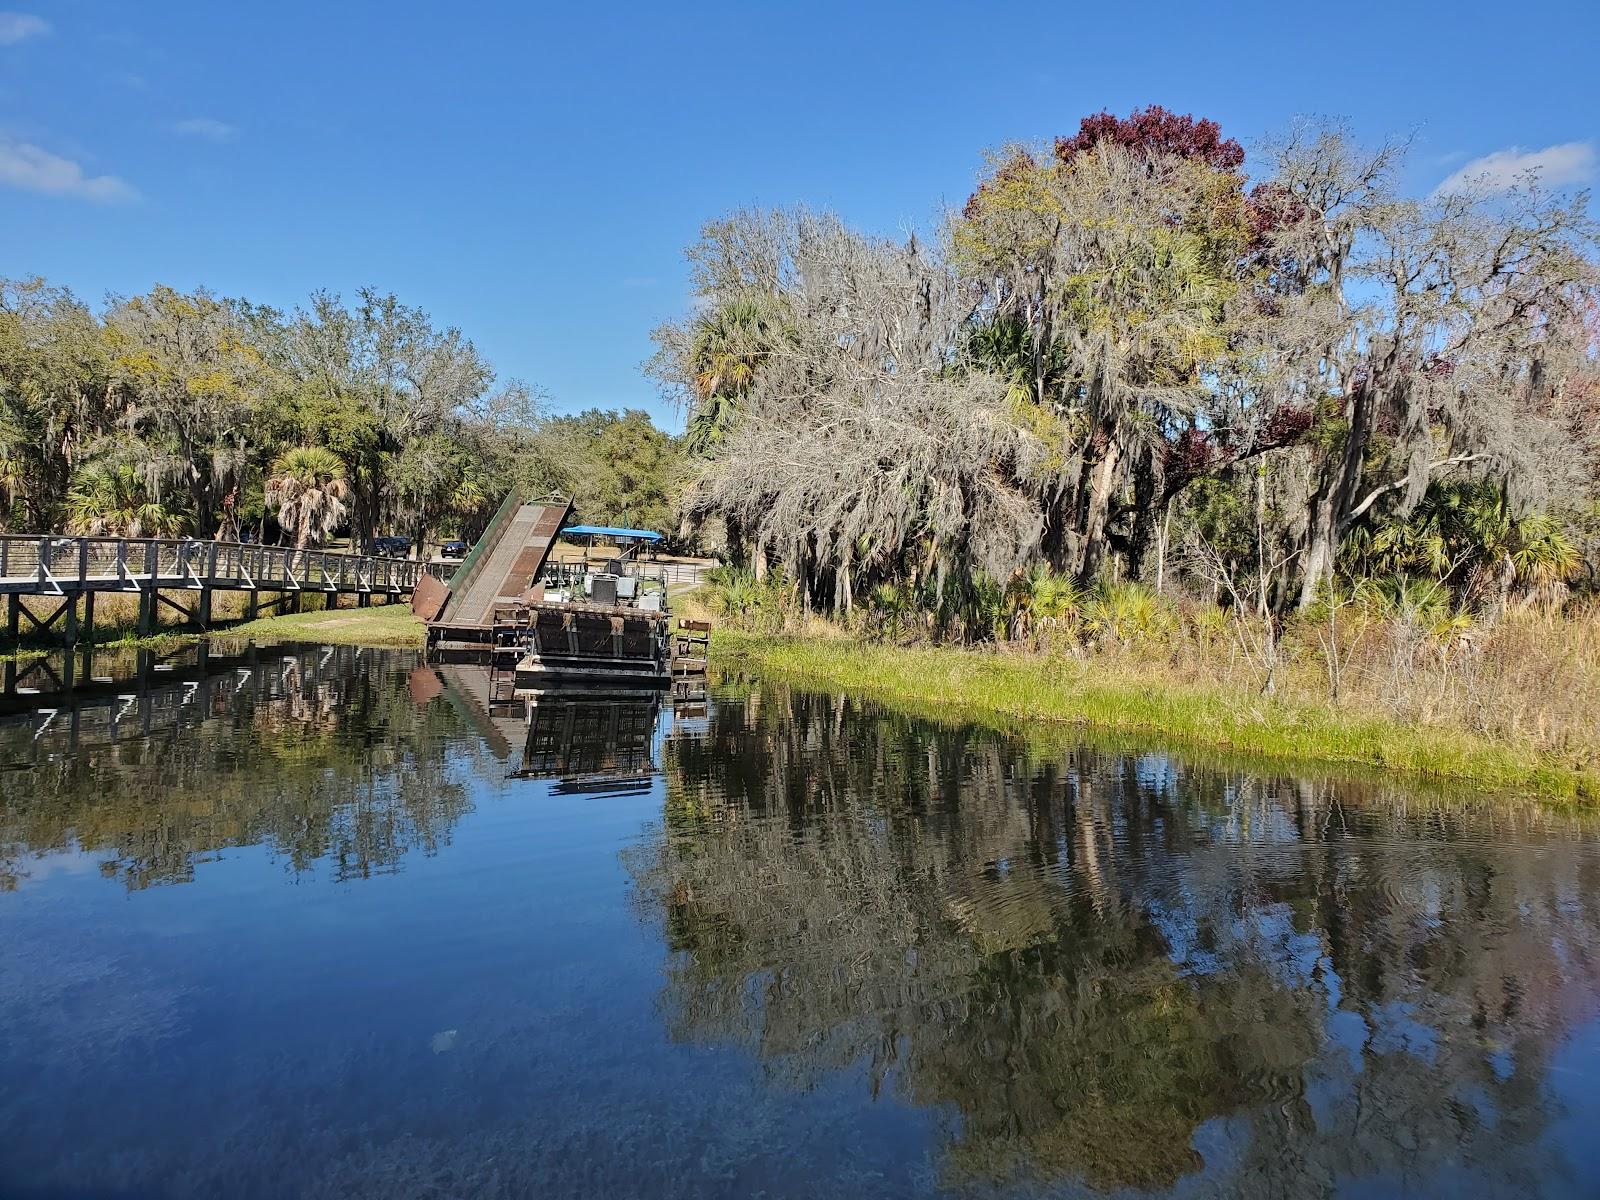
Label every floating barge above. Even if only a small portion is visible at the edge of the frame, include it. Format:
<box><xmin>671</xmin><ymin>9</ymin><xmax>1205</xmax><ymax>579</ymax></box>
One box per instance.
<box><xmin>494</xmin><ymin>599</ymin><xmax>671</xmax><ymax>693</ymax></box>
<box><xmin>415</xmin><ymin>492</ymin><xmax>699</xmax><ymax>695</ymax></box>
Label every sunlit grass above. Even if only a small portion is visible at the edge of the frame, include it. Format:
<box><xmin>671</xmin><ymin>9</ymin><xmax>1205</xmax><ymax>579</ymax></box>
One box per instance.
<box><xmin>714</xmin><ymin>631</ymin><xmax>1600</xmax><ymax>802</ymax></box>
<box><xmin>223</xmin><ymin>601</ymin><xmax>425</xmax><ymax>647</ymax></box>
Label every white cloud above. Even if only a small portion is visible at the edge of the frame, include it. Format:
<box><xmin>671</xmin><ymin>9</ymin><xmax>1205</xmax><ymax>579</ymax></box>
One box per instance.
<box><xmin>0</xmin><ymin>12</ymin><xmax>49</xmax><ymax>44</ymax></box>
<box><xmin>0</xmin><ymin>139</ymin><xmax>136</xmax><ymax>202</ymax></box>
<box><xmin>173</xmin><ymin>117</ymin><xmax>238</xmax><ymax>144</ymax></box>
<box><xmin>1434</xmin><ymin>142</ymin><xmax>1596</xmax><ymax>196</ymax></box>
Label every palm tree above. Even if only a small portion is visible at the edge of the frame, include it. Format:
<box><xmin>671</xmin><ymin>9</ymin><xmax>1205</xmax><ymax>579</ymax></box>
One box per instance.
<box><xmin>265</xmin><ymin>447</ymin><xmax>350</xmax><ymax>548</ymax></box>
<box><xmin>65</xmin><ymin>462</ymin><xmax>190</xmax><ymax>537</ymax></box>
<box><xmin>1344</xmin><ymin>479</ymin><xmax>1580</xmax><ymax>611</ymax></box>
<box><xmin>685</xmin><ymin>294</ymin><xmax>786</xmax><ymax>457</ymax></box>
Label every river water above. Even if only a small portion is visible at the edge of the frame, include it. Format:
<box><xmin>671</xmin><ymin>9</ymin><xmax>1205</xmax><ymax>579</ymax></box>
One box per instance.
<box><xmin>3</xmin><ymin>644</ymin><xmax>1600</xmax><ymax>1198</ymax></box>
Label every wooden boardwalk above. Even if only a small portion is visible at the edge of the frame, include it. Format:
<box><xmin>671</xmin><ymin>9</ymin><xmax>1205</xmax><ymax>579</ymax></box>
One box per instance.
<box><xmin>0</xmin><ymin>533</ymin><xmax>430</xmax><ymax>644</ymax></box>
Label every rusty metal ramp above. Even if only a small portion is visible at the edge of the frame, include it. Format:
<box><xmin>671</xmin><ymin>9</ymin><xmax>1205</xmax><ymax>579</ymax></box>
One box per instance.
<box><xmin>428</xmin><ymin>494</ymin><xmax>572</xmax><ymax>631</ymax></box>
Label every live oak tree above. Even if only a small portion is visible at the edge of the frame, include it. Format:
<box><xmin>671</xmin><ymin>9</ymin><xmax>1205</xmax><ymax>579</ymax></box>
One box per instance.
<box><xmin>0</xmin><ymin>275</ymin><xmax>679</xmax><ymax>550</ymax></box>
<box><xmin>1251</xmin><ymin>124</ymin><xmax>1598</xmax><ymax>606</ymax></box>
<box><xmin>0</xmin><ymin>278</ymin><xmax>113</xmax><ymax>529</ymax></box>
<box><xmin>656</xmin><ymin>109</ymin><xmax>1600</xmax><ymax>623</ymax></box>
<box><xmin>105</xmin><ymin>286</ymin><xmax>275</xmax><ymax>539</ymax></box>
<box><xmin>282</xmin><ymin>289</ymin><xmax>494</xmax><ymax>546</ymax></box>
<box><xmin>654</xmin><ymin>209</ymin><xmax>1048</xmax><ymax>616</ymax></box>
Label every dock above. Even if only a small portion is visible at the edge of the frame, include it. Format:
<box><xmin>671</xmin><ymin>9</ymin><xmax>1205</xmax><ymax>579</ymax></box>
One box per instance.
<box><xmin>417</xmin><ymin>493</ymin><xmax>710</xmax><ymax>695</ymax></box>
<box><xmin>0</xmin><ymin>534</ymin><xmax>428</xmax><ymax>644</ymax></box>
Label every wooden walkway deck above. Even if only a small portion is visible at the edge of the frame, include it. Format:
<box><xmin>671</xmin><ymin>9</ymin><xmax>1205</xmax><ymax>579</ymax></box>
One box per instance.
<box><xmin>0</xmin><ymin>533</ymin><xmax>430</xmax><ymax>644</ymax></box>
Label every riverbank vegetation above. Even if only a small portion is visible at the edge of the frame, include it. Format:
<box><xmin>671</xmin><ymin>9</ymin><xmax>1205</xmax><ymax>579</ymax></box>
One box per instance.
<box><xmin>709</xmin><ymin>614</ymin><xmax>1600</xmax><ymax>799</ymax></box>
<box><xmin>0</xmin><ymin>284</ymin><xmax>682</xmax><ymax>549</ymax></box>
<box><xmin>653</xmin><ymin>107</ymin><xmax>1600</xmax><ymax>787</ymax></box>
<box><xmin>694</xmin><ymin>557</ymin><xmax>1600</xmax><ymax>796</ymax></box>
<box><xmin>219</xmin><ymin>600</ymin><xmax>424</xmax><ymax>647</ymax></box>
<box><xmin>652</xmin><ymin>108</ymin><xmax>1600</xmax><ymax>629</ymax></box>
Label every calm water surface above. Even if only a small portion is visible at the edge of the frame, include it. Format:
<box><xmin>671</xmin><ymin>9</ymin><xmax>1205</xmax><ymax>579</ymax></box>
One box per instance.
<box><xmin>3</xmin><ymin>645</ymin><xmax>1600</xmax><ymax>1198</ymax></box>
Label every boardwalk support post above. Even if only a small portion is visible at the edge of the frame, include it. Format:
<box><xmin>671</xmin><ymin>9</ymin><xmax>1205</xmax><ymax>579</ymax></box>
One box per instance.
<box><xmin>196</xmin><ymin>542</ymin><xmax>217</xmax><ymax>629</ymax></box>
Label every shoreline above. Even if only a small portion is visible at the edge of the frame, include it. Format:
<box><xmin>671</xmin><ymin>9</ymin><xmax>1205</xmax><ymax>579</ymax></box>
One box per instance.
<box><xmin>6</xmin><ymin>605</ymin><xmax>1593</xmax><ymax>800</ymax></box>
<box><xmin>0</xmin><ymin>600</ymin><xmax>427</xmax><ymax>662</ymax></box>
<box><xmin>712</xmin><ymin>631</ymin><xmax>1600</xmax><ymax>803</ymax></box>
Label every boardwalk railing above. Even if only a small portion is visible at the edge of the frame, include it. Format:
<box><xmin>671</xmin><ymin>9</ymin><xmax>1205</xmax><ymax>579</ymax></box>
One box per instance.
<box><xmin>623</xmin><ymin>560</ymin><xmax>716</xmax><ymax>588</ymax></box>
<box><xmin>0</xmin><ymin>535</ymin><xmax>426</xmax><ymax>596</ymax></box>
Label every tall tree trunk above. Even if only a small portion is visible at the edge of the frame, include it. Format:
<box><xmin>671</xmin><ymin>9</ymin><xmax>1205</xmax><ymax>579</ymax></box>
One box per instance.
<box><xmin>1297</xmin><ymin>380</ymin><xmax>1376</xmax><ymax>609</ymax></box>
<box><xmin>352</xmin><ymin>486</ymin><xmax>380</xmax><ymax>551</ymax></box>
<box><xmin>1077</xmin><ymin>438</ymin><xmax>1123</xmax><ymax>583</ymax></box>
<box><xmin>1123</xmin><ymin>449</ymin><xmax>1160</xmax><ymax>581</ymax></box>
<box><xmin>1155</xmin><ymin>500</ymin><xmax>1172</xmax><ymax>593</ymax></box>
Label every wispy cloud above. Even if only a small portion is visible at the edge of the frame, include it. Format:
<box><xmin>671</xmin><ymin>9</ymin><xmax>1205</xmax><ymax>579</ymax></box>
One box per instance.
<box><xmin>0</xmin><ymin>138</ymin><xmax>136</xmax><ymax>202</ymax></box>
<box><xmin>1434</xmin><ymin>141</ymin><xmax>1596</xmax><ymax>196</ymax></box>
<box><xmin>173</xmin><ymin>117</ymin><xmax>238</xmax><ymax>144</ymax></box>
<box><xmin>0</xmin><ymin>12</ymin><xmax>49</xmax><ymax>45</ymax></box>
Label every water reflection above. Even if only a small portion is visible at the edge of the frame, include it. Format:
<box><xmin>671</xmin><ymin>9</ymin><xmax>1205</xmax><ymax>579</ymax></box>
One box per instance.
<box><xmin>631</xmin><ymin>683</ymin><xmax>1600</xmax><ymax>1197</ymax></box>
<box><xmin>0</xmin><ymin>645</ymin><xmax>474</xmax><ymax>890</ymax></box>
<box><xmin>518</xmin><ymin>696</ymin><xmax>660</xmax><ymax>794</ymax></box>
<box><xmin>3</xmin><ymin>662</ymin><xmax>1600</xmax><ymax>1197</ymax></box>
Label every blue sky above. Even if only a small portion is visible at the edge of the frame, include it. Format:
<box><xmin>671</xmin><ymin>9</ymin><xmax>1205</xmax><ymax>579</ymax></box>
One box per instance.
<box><xmin>2</xmin><ymin>0</ymin><xmax>1596</xmax><ymax>430</ymax></box>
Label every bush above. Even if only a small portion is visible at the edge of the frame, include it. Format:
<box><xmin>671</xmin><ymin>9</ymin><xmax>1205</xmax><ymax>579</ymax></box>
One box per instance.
<box><xmin>695</xmin><ymin>567</ymin><xmax>803</xmax><ymax>635</ymax></box>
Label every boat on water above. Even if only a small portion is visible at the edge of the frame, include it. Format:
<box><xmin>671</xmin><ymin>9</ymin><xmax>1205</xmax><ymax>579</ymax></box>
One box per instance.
<box><xmin>496</xmin><ymin>563</ymin><xmax>674</xmax><ymax>694</ymax></box>
<box><xmin>415</xmin><ymin>493</ymin><xmax>702</xmax><ymax>695</ymax></box>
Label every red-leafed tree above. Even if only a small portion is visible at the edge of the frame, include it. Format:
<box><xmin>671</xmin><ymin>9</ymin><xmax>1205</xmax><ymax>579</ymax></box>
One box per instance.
<box><xmin>1054</xmin><ymin>105</ymin><xmax>1245</xmax><ymax>172</ymax></box>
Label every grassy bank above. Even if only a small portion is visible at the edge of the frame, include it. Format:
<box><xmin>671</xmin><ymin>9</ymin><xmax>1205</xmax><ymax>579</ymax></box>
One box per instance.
<box><xmin>0</xmin><ymin>598</ymin><xmax>426</xmax><ymax>661</ymax></box>
<box><xmin>216</xmin><ymin>602</ymin><xmax>426</xmax><ymax>647</ymax></box>
<box><xmin>713</xmin><ymin>631</ymin><xmax>1600</xmax><ymax>802</ymax></box>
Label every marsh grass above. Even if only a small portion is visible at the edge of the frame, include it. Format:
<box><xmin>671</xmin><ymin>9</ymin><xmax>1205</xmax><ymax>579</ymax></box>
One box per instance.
<box><xmin>711</xmin><ymin>623</ymin><xmax>1600</xmax><ymax>801</ymax></box>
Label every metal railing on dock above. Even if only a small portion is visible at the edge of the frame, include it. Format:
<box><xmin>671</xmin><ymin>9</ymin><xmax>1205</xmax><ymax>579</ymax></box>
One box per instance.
<box><xmin>0</xmin><ymin>534</ymin><xmax>425</xmax><ymax>596</ymax></box>
<box><xmin>0</xmin><ymin>533</ymin><xmax>427</xmax><ymax>645</ymax></box>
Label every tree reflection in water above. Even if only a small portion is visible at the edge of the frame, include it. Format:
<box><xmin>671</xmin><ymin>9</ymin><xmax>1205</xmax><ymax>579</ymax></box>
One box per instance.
<box><xmin>632</xmin><ymin>682</ymin><xmax>1600</xmax><ymax>1197</ymax></box>
<box><xmin>0</xmin><ymin>646</ymin><xmax>476</xmax><ymax>891</ymax></box>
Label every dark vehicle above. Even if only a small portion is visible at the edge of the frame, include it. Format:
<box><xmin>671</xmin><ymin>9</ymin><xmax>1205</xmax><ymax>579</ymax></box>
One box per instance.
<box><xmin>372</xmin><ymin>536</ymin><xmax>411</xmax><ymax>558</ymax></box>
<box><xmin>440</xmin><ymin>539</ymin><xmax>469</xmax><ymax>560</ymax></box>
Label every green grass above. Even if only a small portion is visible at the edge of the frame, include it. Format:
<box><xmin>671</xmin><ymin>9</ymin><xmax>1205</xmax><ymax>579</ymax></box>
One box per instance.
<box><xmin>0</xmin><ymin>599</ymin><xmax>427</xmax><ymax>660</ymax></box>
<box><xmin>222</xmin><ymin>602</ymin><xmax>426</xmax><ymax>647</ymax></box>
<box><xmin>713</xmin><ymin>631</ymin><xmax>1600</xmax><ymax>802</ymax></box>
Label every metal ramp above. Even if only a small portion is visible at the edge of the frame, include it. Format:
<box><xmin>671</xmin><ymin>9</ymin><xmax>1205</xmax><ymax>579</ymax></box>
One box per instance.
<box><xmin>421</xmin><ymin>493</ymin><xmax>572</xmax><ymax>636</ymax></box>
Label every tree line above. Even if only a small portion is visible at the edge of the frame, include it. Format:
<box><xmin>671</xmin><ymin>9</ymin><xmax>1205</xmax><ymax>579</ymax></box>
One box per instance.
<box><xmin>0</xmin><ymin>281</ymin><xmax>682</xmax><ymax>550</ymax></box>
<box><xmin>651</xmin><ymin>108</ymin><xmax>1600</xmax><ymax>627</ymax></box>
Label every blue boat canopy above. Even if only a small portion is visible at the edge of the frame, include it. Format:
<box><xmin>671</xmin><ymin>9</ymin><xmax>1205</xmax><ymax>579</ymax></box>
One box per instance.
<box><xmin>562</xmin><ymin>524</ymin><xmax>664</xmax><ymax>542</ymax></box>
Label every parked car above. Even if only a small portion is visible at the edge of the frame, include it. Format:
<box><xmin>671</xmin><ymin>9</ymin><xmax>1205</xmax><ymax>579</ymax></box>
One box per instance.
<box><xmin>372</xmin><ymin>536</ymin><xmax>411</xmax><ymax>557</ymax></box>
<box><xmin>440</xmin><ymin>539</ymin><xmax>469</xmax><ymax>560</ymax></box>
